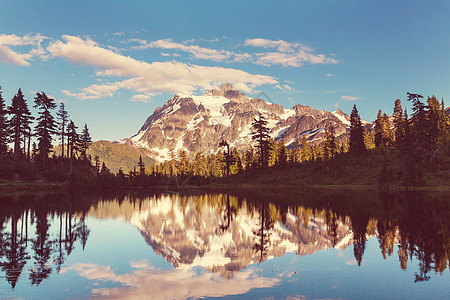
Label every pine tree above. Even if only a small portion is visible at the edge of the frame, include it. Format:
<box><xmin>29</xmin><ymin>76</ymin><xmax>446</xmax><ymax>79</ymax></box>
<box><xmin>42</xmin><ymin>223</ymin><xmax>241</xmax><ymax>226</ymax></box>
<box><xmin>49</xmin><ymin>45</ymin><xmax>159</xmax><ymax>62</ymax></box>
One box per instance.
<box><xmin>374</xmin><ymin>110</ymin><xmax>393</xmax><ymax>149</ymax></box>
<box><xmin>363</xmin><ymin>128</ymin><xmax>375</xmax><ymax>150</ymax></box>
<box><xmin>407</xmin><ymin>92</ymin><xmax>429</xmax><ymax>160</ymax></box>
<box><xmin>393</xmin><ymin>99</ymin><xmax>406</xmax><ymax>146</ymax></box>
<box><xmin>243</xmin><ymin>146</ymin><xmax>254</xmax><ymax>170</ymax></box>
<box><xmin>277</xmin><ymin>139</ymin><xmax>287</xmax><ymax>166</ymax></box>
<box><xmin>349</xmin><ymin>105</ymin><xmax>366</xmax><ymax>154</ymax></box>
<box><xmin>251</xmin><ymin>112</ymin><xmax>271</xmax><ymax>168</ymax></box>
<box><xmin>323</xmin><ymin>125</ymin><xmax>337</xmax><ymax>160</ymax></box>
<box><xmin>7</xmin><ymin>89</ymin><xmax>34</xmax><ymax>160</ymax></box>
<box><xmin>34</xmin><ymin>92</ymin><xmax>57</xmax><ymax>163</ymax></box>
<box><xmin>56</xmin><ymin>103</ymin><xmax>69</xmax><ymax>158</ymax></box>
<box><xmin>0</xmin><ymin>87</ymin><xmax>8</xmax><ymax>156</ymax></box>
<box><xmin>66</xmin><ymin>120</ymin><xmax>79</xmax><ymax>159</ymax></box>
<box><xmin>138</xmin><ymin>155</ymin><xmax>145</xmax><ymax>176</ymax></box>
<box><xmin>268</xmin><ymin>138</ymin><xmax>277</xmax><ymax>166</ymax></box>
<box><xmin>292</xmin><ymin>138</ymin><xmax>301</xmax><ymax>163</ymax></box>
<box><xmin>78</xmin><ymin>123</ymin><xmax>92</xmax><ymax>159</ymax></box>
<box><xmin>300</xmin><ymin>136</ymin><xmax>312</xmax><ymax>162</ymax></box>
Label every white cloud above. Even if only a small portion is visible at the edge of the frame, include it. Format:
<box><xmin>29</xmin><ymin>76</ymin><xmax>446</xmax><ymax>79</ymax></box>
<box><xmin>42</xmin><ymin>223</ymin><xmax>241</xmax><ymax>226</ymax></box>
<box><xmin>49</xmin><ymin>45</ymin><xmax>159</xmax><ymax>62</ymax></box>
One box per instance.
<box><xmin>63</xmin><ymin>262</ymin><xmax>281</xmax><ymax>300</ymax></box>
<box><xmin>274</xmin><ymin>84</ymin><xmax>293</xmax><ymax>92</ymax></box>
<box><xmin>131</xmin><ymin>94</ymin><xmax>153</xmax><ymax>103</ymax></box>
<box><xmin>48</xmin><ymin>35</ymin><xmax>277</xmax><ymax>100</ymax></box>
<box><xmin>325</xmin><ymin>73</ymin><xmax>335</xmax><ymax>77</ymax></box>
<box><xmin>134</xmin><ymin>38</ymin><xmax>232</xmax><ymax>61</ymax></box>
<box><xmin>62</xmin><ymin>82</ymin><xmax>121</xmax><ymax>100</ymax></box>
<box><xmin>0</xmin><ymin>33</ymin><xmax>48</xmax><ymax>66</ymax></box>
<box><xmin>245</xmin><ymin>38</ymin><xmax>337</xmax><ymax>67</ymax></box>
<box><xmin>341</xmin><ymin>95</ymin><xmax>360</xmax><ymax>101</ymax></box>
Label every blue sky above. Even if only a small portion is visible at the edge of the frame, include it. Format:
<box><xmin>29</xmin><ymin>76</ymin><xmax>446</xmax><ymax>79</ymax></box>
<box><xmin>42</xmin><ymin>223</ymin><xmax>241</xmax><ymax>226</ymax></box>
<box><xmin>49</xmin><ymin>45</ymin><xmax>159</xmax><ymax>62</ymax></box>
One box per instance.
<box><xmin>1</xmin><ymin>0</ymin><xmax>449</xmax><ymax>141</ymax></box>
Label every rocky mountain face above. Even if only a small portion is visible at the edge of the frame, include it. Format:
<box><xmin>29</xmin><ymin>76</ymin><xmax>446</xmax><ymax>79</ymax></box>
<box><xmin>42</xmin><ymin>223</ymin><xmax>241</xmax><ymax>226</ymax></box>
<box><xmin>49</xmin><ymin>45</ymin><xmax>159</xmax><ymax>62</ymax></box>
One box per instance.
<box><xmin>121</xmin><ymin>83</ymin><xmax>358</xmax><ymax>162</ymax></box>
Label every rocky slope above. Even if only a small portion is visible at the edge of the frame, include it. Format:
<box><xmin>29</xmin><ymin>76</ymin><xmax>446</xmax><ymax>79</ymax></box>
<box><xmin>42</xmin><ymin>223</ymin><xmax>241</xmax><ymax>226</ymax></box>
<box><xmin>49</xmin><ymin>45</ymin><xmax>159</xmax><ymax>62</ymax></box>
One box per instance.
<box><xmin>122</xmin><ymin>83</ymin><xmax>359</xmax><ymax>162</ymax></box>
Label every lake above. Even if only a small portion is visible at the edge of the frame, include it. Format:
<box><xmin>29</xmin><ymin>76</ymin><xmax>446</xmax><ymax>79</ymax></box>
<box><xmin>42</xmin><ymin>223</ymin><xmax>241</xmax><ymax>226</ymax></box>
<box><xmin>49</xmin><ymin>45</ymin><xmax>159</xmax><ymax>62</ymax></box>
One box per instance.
<box><xmin>0</xmin><ymin>189</ymin><xmax>449</xmax><ymax>299</ymax></box>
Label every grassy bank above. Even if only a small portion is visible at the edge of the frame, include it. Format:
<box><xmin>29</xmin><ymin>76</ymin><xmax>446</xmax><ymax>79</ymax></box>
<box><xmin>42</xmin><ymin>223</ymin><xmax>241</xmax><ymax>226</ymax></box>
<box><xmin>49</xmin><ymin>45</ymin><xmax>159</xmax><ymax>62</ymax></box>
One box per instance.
<box><xmin>211</xmin><ymin>150</ymin><xmax>450</xmax><ymax>191</ymax></box>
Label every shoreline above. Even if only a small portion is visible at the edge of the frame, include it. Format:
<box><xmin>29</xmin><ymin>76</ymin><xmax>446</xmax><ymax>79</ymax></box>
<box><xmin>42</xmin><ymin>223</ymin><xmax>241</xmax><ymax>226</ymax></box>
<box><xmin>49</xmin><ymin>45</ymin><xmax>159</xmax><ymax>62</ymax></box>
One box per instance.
<box><xmin>1</xmin><ymin>180</ymin><xmax>449</xmax><ymax>193</ymax></box>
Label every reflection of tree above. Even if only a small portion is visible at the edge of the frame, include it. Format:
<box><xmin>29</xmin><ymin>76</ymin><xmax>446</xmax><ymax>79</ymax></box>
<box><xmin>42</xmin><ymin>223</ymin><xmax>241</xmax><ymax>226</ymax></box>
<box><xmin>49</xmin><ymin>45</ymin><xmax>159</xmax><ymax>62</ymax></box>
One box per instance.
<box><xmin>219</xmin><ymin>194</ymin><xmax>237</xmax><ymax>232</ymax></box>
<box><xmin>0</xmin><ymin>194</ymin><xmax>92</xmax><ymax>289</ymax></box>
<box><xmin>253</xmin><ymin>203</ymin><xmax>275</xmax><ymax>263</ymax></box>
<box><xmin>29</xmin><ymin>210</ymin><xmax>52</xmax><ymax>285</ymax></box>
<box><xmin>351</xmin><ymin>213</ymin><xmax>369</xmax><ymax>266</ymax></box>
<box><xmin>0</xmin><ymin>212</ymin><xmax>30</xmax><ymax>289</ymax></box>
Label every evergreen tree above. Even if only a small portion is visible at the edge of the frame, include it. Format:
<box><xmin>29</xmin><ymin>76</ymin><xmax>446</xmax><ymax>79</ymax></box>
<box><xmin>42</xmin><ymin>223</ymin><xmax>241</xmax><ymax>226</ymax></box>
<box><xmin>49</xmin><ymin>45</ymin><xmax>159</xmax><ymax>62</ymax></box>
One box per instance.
<box><xmin>7</xmin><ymin>89</ymin><xmax>34</xmax><ymax>160</ymax></box>
<box><xmin>407</xmin><ymin>92</ymin><xmax>429</xmax><ymax>160</ymax></box>
<box><xmin>277</xmin><ymin>139</ymin><xmax>287</xmax><ymax>166</ymax></box>
<box><xmin>393</xmin><ymin>99</ymin><xmax>406</xmax><ymax>146</ymax></box>
<box><xmin>34</xmin><ymin>92</ymin><xmax>57</xmax><ymax>163</ymax></box>
<box><xmin>56</xmin><ymin>103</ymin><xmax>69</xmax><ymax>158</ymax></box>
<box><xmin>363</xmin><ymin>128</ymin><xmax>375</xmax><ymax>150</ymax></box>
<box><xmin>0</xmin><ymin>87</ymin><xmax>8</xmax><ymax>156</ymax></box>
<box><xmin>230</xmin><ymin>148</ymin><xmax>243</xmax><ymax>174</ymax></box>
<box><xmin>268</xmin><ymin>138</ymin><xmax>277</xmax><ymax>166</ymax></box>
<box><xmin>138</xmin><ymin>155</ymin><xmax>145</xmax><ymax>176</ymax></box>
<box><xmin>300</xmin><ymin>136</ymin><xmax>312</xmax><ymax>162</ymax></box>
<box><xmin>323</xmin><ymin>125</ymin><xmax>337</xmax><ymax>160</ymax></box>
<box><xmin>349</xmin><ymin>105</ymin><xmax>366</xmax><ymax>154</ymax></box>
<box><xmin>251</xmin><ymin>112</ymin><xmax>271</xmax><ymax>168</ymax></box>
<box><xmin>78</xmin><ymin>124</ymin><xmax>92</xmax><ymax>159</ymax></box>
<box><xmin>374</xmin><ymin>110</ymin><xmax>393</xmax><ymax>149</ymax></box>
<box><xmin>243</xmin><ymin>146</ymin><xmax>254</xmax><ymax>170</ymax></box>
<box><xmin>292</xmin><ymin>138</ymin><xmax>301</xmax><ymax>163</ymax></box>
<box><xmin>66</xmin><ymin>120</ymin><xmax>79</xmax><ymax>159</ymax></box>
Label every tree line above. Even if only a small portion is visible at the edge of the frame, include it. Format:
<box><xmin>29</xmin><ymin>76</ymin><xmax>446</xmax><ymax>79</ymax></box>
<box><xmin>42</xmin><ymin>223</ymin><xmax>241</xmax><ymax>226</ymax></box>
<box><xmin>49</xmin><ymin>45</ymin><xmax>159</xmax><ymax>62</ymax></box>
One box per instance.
<box><xmin>0</xmin><ymin>87</ymin><xmax>93</xmax><ymax>181</ymax></box>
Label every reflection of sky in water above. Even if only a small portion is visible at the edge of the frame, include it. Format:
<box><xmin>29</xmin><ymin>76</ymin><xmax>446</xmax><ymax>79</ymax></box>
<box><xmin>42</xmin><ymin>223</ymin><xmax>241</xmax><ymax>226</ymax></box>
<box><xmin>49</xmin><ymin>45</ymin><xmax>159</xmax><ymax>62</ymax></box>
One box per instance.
<box><xmin>2</xmin><ymin>215</ymin><xmax>448</xmax><ymax>300</ymax></box>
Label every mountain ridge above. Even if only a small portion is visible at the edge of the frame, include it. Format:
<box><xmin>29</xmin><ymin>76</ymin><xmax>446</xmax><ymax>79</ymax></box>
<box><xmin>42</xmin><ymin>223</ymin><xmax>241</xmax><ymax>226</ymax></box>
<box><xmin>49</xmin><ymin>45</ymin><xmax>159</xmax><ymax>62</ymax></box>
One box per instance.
<box><xmin>122</xmin><ymin>83</ymin><xmax>357</xmax><ymax>162</ymax></box>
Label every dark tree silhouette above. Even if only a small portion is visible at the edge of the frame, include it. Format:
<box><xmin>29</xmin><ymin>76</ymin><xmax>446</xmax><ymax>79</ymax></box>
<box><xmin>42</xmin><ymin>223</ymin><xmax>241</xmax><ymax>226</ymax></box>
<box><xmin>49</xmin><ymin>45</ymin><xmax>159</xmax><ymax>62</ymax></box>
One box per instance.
<box><xmin>78</xmin><ymin>123</ymin><xmax>92</xmax><ymax>159</ymax></box>
<box><xmin>253</xmin><ymin>203</ymin><xmax>274</xmax><ymax>263</ymax></box>
<box><xmin>56</xmin><ymin>103</ymin><xmax>69</xmax><ymax>158</ymax></box>
<box><xmin>34</xmin><ymin>92</ymin><xmax>57</xmax><ymax>164</ymax></box>
<box><xmin>349</xmin><ymin>105</ymin><xmax>366</xmax><ymax>154</ymax></box>
<box><xmin>0</xmin><ymin>87</ymin><xmax>8</xmax><ymax>156</ymax></box>
<box><xmin>138</xmin><ymin>155</ymin><xmax>145</xmax><ymax>176</ymax></box>
<box><xmin>251</xmin><ymin>112</ymin><xmax>270</xmax><ymax>168</ymax></box>
<box><xmin>29</xmin><ymin>210</ymin><xmax>52</xmax><ymax>285</ymax></box>
<box><xmin>7</xmin><ymin>89</ymin><xmax>33</xmax><ymax>160</ymax></box>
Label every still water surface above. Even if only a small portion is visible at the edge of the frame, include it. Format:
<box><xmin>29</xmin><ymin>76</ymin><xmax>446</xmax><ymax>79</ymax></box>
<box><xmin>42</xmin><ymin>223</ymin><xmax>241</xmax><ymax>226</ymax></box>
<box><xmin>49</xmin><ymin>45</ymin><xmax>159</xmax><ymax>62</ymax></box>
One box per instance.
<box><xmin>0</xmin><ymin>189</ymin><xmax>449</xmax><ymax>299</ymax></box>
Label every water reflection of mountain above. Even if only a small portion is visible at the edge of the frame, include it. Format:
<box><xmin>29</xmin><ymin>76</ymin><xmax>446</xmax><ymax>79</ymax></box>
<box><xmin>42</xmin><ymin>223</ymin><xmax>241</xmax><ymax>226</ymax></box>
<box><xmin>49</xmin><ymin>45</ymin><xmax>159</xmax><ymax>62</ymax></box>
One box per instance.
<box><xmin>87</xmin><ymin>190</ymin><xmax>450</xmax><ymax>282</ymax></box>
<box><xmin>117</xmin><ymin>195</ymin><xmax>352</xmax><ymax>278</ymax></box>
<box><xmin>0</xmin><ymin>189</ymin><xmax>448</xmax><ymax>289</ymax></box>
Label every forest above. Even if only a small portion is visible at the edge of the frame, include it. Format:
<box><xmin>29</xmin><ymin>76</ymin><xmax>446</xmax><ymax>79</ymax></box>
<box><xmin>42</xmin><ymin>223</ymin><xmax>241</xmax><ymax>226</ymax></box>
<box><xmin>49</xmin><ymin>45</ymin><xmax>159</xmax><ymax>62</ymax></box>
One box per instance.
<box><xmin>0</xmin><ymin>86</ymin><xmax>449</xmax><ymax>189</ymax></box>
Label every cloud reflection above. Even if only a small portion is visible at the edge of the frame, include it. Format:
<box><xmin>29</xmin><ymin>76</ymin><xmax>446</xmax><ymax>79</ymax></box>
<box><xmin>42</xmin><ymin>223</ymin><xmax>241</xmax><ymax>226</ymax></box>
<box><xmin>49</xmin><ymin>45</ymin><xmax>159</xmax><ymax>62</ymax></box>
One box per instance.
<box><xmin>63</xmin><ymin>262</ymin><xmax>281</xmax><ymax>300</ymax></box>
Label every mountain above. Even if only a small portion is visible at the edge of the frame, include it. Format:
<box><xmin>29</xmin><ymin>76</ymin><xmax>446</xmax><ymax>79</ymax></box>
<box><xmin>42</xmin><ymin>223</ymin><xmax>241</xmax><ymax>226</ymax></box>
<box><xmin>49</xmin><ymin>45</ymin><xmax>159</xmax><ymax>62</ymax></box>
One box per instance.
<box><xmin>52</xmin><ymin>141</ymin><xmax>157</xmax><ymax>173</ymax></box>
<box><xmin>123</xmin><ymin>83</ymin><xmax>358</xmax><ymax>162</ymax></box>
<box><xmin>87</xmin><ymin>140</ymin><xmax>156</xmax><ymax>173</ymax></box>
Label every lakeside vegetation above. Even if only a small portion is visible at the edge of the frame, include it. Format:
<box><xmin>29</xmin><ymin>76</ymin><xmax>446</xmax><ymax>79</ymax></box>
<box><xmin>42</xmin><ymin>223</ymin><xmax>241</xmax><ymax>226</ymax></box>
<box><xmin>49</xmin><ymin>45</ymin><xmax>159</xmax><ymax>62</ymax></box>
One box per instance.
<box><xmin>0</xmin><ymin>86</ymin><xmax>449</xmax><ymax>190</ymax></box>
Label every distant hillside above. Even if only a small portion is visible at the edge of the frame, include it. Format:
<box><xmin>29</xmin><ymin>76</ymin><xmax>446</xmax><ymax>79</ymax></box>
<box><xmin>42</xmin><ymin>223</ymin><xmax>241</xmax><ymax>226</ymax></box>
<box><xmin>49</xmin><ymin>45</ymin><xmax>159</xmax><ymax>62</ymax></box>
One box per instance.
<box><xmin>53</xmin><ymin>141</ymin><xmax>156</xmax><ymax>173</ymax></box>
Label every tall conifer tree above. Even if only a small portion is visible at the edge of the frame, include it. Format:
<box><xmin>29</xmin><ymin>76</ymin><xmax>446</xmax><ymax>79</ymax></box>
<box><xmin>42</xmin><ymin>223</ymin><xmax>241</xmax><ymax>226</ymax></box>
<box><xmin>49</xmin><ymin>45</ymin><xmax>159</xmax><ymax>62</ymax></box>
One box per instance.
<box><xmin>349</xmin><ymin>105</ymin><xmax>366</xmax><ymax>154</ymax></box>
<box><xmin>34</xmin><ymin>92</ymin><xmax>57</xmax><ymax>163</ymax></box>
<box><xmin>56</xmin><ymin>103</ymin><xmax>69</xmax><ymax>158</ymax></box>
<box><xmin>7</xmin><ymin>89</ymin><xmax>33</xmax><ymax>160</ymax></box>
<box><xmin>0</xmin><ymin>87</ymin><xmax>8</xmax><ymax>156</ymax></box>
<box><xmin>251</xmin><ymin>112</ymin><xmax>270</xmax><ymax>168</ymax></box>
